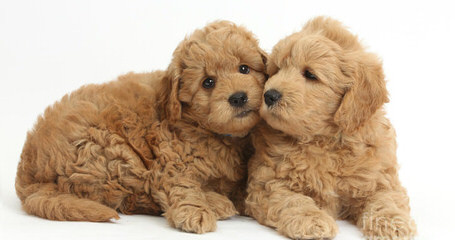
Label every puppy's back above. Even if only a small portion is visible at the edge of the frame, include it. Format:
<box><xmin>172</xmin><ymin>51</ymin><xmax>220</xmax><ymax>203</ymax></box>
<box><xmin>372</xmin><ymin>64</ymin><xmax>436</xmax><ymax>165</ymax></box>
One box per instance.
<box><xmin>15</xmin><ymin>70</ymin><xmax>165</xmax><ymax>221</ymax></box>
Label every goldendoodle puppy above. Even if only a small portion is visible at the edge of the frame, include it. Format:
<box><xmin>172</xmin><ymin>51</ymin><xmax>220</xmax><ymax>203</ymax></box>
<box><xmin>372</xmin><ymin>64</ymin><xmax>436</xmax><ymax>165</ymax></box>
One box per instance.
<box><xmin>16</xmin><ymin>21</ymin><xmax>267</xmax><ymax>233</ymax></box>
<box><xmin>245</xmin><ymin>17</ymin><xmax>416</xmax><ymax>239</ymax></box>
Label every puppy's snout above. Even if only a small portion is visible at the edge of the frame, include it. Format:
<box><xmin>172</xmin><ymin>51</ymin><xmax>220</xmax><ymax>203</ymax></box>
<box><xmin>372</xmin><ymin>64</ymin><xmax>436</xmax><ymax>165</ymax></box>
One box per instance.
<box><xmin>228</xmin><ymin>91</ymin><xmax>248</xmax><ymax>108</ymax></box>
<box><xmin>264</xmin><ymin>89</ymin><xmax>282</xmax><ymax>107</ymax></box>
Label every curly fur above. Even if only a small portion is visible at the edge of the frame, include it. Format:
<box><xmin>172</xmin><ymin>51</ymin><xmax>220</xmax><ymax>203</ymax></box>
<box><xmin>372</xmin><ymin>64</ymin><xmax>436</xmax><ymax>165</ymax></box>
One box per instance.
<box><xmin>245</xmin><ymin>17</ymin><xmax>416</xmax><ymax>240</ymax></box>
<box><xmin>15</xmin><ymin>21</ymin><xmax>267</xmax><ymax>233</ymax></box>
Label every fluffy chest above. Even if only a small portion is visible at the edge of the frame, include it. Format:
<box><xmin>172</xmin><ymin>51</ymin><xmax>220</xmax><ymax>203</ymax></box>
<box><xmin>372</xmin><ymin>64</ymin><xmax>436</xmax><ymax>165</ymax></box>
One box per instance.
<box><xmin>167</xmin><ymin>123</ymin><xmax>249</xmax><ymax>182</ymax></box>
<box><xmin>270</xmin><ymin>141</ymin><xmax>381</xmax><ymax>205</ymax></box>
<box><xmin>273</xmin><ymin>144</ymin><xmax>341</xmax><ymax>199</ymax></box>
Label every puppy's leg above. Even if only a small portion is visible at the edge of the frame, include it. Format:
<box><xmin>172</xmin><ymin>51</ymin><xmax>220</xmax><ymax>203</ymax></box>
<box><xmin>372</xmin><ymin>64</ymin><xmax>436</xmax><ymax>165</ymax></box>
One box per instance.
<box><xmin>162</xmin><ymin>176</ymin><xmax>218</xmax><ymax>234</ymax></box>
<box><xmin>246</xmin><ymin>166</ymin><xmax>337</xmax><ymax>239</ymax></box>
<box><xmin>356</xmin><ymin>190</ymin><xmax>416</xmax><ymax>240</ymax></box>
<box><xmin>205</xmin><ymin>191</ymin><xmax>237</xmax><ymax>220</ymax></box>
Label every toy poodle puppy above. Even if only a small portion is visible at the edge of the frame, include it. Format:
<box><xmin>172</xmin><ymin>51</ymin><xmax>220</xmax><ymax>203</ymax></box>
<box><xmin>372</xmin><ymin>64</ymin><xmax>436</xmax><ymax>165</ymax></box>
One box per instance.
<box><xmin>245</xmin><ymin>17</ymin><xmax>416</xmax><ymax>239</ymax></box>
<box><xmin>16</xmin><ymin>20</ymin><xmax>267</xmax><ymax>233</ymax></box>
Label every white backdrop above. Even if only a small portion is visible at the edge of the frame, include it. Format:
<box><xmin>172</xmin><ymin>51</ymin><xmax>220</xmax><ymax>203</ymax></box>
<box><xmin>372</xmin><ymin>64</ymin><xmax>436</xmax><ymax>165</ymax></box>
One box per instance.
<box><xmin>1</xmin><ymin>0</ymin><xmax>454</xmax><ymax>239</ymax></box>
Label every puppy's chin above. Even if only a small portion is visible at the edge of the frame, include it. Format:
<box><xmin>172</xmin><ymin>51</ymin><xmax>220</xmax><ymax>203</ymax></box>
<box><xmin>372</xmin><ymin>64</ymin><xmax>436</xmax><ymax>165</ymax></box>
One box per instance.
<box><xmin>210</xmin><ymin>111</ymin><xmax>260</xmax><ymax>137</ymax></box>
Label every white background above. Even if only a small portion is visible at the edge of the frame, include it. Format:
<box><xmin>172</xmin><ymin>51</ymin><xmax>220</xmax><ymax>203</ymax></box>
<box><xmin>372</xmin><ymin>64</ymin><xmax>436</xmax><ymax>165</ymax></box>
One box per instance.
<box><xmin>1</xmin><ymin>0</ymin><xmax>454</xmax><ymax>239</ymax></box>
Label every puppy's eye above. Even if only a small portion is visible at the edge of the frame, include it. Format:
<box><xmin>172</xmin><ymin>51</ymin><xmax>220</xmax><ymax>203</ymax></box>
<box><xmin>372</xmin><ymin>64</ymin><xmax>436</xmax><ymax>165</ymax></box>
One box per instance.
<box><xmin>202</xmin><ymin>78</ymin><xmax>216</xmax><ymax>89</ymax></box>
<box><xmin>303</xmin><ymin>70</ymin><xmax>317</xmax><ymax>80</ymax></box>
<box><xmin>239</xmin><ymin>65</ymin><xmax>250</xmax><ymax>74</ymax></box>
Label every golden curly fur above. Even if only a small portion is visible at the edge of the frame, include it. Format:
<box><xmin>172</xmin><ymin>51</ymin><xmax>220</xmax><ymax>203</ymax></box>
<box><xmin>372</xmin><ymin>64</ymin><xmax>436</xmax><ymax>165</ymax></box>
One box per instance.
<box><xmin>15</xmin><ymin>21</ymin><xmax>267</xmax><ymax>233</ymax></box>
<box><xmin>245</xmin><ymin>17</ymin><xmax>416</xmax><ymax>239</ymax></box>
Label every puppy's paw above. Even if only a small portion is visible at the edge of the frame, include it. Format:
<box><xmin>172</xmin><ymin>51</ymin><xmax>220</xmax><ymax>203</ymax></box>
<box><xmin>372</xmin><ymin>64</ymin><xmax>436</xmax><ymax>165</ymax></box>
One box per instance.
<box><xmin>359</xmin><ymin>212</ymin><xmax>416</xmax><ymax>240</ymax></box>
<box><xmin>205</xmin><ymin>191</ymin><xmax>237</xmax><ymax>219</ymax></box>
<box><xmin>166</xmin><ymin>205</ymin><xmax>217</xmax><ymax>234</ymax></box>
<box><xmin>277</xmin><ymin>210</ymin><xmax>337</xmax><ymax>239</ymax></box>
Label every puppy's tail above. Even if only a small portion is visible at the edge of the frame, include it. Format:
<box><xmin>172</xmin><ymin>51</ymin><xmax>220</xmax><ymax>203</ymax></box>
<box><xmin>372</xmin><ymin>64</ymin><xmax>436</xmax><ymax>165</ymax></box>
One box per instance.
<box><xmin>16</xmin><ymin>182</ymin><xmax>119</xmax><ymax>222</ymax></box>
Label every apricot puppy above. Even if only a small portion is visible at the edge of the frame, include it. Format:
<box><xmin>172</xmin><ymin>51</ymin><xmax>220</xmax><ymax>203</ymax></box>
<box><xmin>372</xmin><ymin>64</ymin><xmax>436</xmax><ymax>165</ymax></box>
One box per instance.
<box><xmin>16</xmin><ymin>21</ymin><xmax>267</xmax><ymax>233</ymax></box>
<box><xmin>245</xmin><ymin>17</ymin><xmax>416</xmax><ymax>239</ymax></box>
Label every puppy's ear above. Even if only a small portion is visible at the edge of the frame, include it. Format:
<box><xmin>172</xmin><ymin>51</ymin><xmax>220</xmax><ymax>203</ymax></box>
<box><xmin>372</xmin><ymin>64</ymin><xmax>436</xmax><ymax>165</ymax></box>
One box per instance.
<box><xmin>258</xmin><ymin>48</ymin><xmax>268</xmax><ymax>65</ymax></box>
<box><xmin>266</xmin><ymin>60</ymin><xmax>278</xmax><ymax>78</ymax></box>
<box><xmin>164</xmin><ymin>45</ymin><xmax>185</xmax><ymax>122</ymax></box>
<box><xmin>258</xmin><ymin>48</ymin><xmax>271</xmax><ymax>80</ymax></box>
<box><xmin>334</xmin><ymin>52</ymin><xmax>389</xmax><ymax>133</ymax></box>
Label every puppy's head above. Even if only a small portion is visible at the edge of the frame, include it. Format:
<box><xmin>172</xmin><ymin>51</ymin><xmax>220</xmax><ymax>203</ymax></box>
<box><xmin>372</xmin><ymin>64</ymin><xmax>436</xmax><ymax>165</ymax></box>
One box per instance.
<box><xmin>164</xmin><ymin>21</ymin><xmax>267</xmax><ymax>137</ymax></box>
<box><xmin>261</xmin><ymin>17</ymin><xmax>388</xmax><ymax>138</ymax></box>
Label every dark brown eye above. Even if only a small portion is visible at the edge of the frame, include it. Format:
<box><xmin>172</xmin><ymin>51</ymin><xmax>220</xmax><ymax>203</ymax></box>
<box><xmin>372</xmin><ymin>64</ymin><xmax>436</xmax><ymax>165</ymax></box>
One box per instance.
<box><xmin>239</xmin><ymin>65</ymin><xmax>250</xmax><ymax>74</ymax></box>
<box><xmin>303</xmin><ymin>70</ymin><xmax>317</xmax><ymax>80</ymax></box>
<box><xmin>202</xmin><ymin>78</ymin><xmax>215</xmax><ymax>89</ymax></box>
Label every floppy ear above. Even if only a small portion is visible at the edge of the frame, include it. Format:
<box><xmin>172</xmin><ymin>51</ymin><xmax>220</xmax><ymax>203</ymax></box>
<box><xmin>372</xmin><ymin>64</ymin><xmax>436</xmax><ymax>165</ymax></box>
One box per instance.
<box><xmin>266</xmin><ymin>60</ymin><xmax>278</xmax><ymax>79</ymax></box>
<box><xmin>258</xmin><ymin>48</ymin><xmax>268</xmax><ymax>66</ymax></box>
<box><xmin>334</xmin><ymin>52</ymin><xmax>389</xmax><ymax>133</ymax></box>
<box><xmin>257</xmin><ymin>48</ymin><xmax>271</xmax><ymax>80</ymax></box>
<box><xmin>163</xmin><ymin>45</ymin><xmax>185</xmax><ymax>122</ymax></box>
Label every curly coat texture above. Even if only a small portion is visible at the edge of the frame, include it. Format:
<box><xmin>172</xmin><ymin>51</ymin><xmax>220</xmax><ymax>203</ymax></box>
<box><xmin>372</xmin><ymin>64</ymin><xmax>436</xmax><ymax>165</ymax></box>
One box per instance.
<box><xmin>245</xmin><ymin>17</ymin><xmax>416</xmax><ymax>240</ymax></box>
<box><xmin>16</xmin><ymin>21</ymin><xmax>267</xmax><ymax>233</ymax></box>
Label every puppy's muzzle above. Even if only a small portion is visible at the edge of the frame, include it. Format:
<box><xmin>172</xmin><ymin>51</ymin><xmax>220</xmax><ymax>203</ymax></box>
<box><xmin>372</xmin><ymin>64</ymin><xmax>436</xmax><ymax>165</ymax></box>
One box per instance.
<box><xmin>264</xmin><ymin>89</ymin><xmax>282</xmax><ymax>107</ymax></box>
<box><xmin>229</xmin><ymin>91</ymin><xmax>248</xmax><ymax>108</ymax></box>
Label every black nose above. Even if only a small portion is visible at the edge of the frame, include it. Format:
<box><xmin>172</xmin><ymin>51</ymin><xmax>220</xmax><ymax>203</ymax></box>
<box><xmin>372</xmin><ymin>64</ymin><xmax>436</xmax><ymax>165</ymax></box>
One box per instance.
<box><xmin>228</xmin><ymin>91</ymin><xmax>248</xmax><ymax>107</ymax></box>
<box><xmin>264</xmin><ymin>89</ymin><xmax>282</xmax><ymax>107</ymax></box>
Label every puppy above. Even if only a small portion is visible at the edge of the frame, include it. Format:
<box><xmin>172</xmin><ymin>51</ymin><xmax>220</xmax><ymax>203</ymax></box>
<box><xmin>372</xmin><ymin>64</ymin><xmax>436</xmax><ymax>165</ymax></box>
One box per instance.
<box><xmin>245</xmin><ymin>17</ymin><xmax>416</xmax><ymax>240</ymax></box>
<box><xmin>16</xmin><ymin>21</ymin><xmax>267</xmax><ymax>233</ymax></box>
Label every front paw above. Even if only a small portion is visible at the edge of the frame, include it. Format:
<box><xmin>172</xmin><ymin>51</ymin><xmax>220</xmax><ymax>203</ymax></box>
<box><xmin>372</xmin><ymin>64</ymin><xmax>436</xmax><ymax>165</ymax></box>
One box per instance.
<box><xmin>166</xmin><ymin>205</ymin><xmax>217</xmax><ymax>234</ymax></box>
<box><xmin>359</xmin><ymin>212</ymin><xmax>416</xmax><ymax>240</ymax></box>
<box><xmin>277</xmin><ymin>210</ymin><xmax>338</xmax><ymax>239</ymax></box>
<box><xmin>205</xmin><ymin>191</ymin><xmax>237</xmax><ymax>219</ymax></box>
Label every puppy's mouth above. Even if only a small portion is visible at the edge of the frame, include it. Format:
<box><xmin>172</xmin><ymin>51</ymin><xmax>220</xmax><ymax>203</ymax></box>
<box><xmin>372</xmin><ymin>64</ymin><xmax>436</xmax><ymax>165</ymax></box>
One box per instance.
<box><xmin>260</xmin><ymin>103</ymin><xmax>285</xmax><ymax>123</ymax></box>
<box><xmin>235</xmin><ymin>109</ymin><xmax>253</xmax><ymax>118</ymax></box>
<box><xmin>262</xmin><ymin>109</ymin><xmax>280</xmax><ymax>119</ymax></box>
<box><xmin>261</xmin><ymin>101</ymin><xmax>278</xmax><ymax>113</ymax></box>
